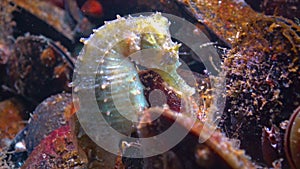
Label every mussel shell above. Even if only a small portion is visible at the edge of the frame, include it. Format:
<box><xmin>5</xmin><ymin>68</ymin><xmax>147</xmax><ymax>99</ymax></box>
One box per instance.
<box><xmin>71</xmin><ymin>115</ymin><xmax>124</xmax><ymax>169</ymax></box>
<box><xmin>0</xmin><ymin>43</ymin><xmax>12</xmax><ymax>101</ymax></box>
<box><xmin>260</xmin><ymin>0</ymin><xmax>300</xmax><ymax>20</ymax></box>
<box><xmin>0</xmin><ymin>98</ymin><xmax>27</xmax><ymax>167</ymax></box>
<box><xmin>261</xmin><ymin>125</ymin><xmax>282</xmax><ymax>167</ymax></box>
<box><xmin>139</xmin><ymin>69</ymin><xmax>211</xmax><ymax>116</ymax></box>
<box><xmin>178</xmin><ymin>0</ymin><xmax>300</xmax><ymax>165</ymax></box>
<box><xmin>0</xmin><ymin>98</ymin><xmax>26</xmax><ymax>147</ymax></box>
<box><xmin>139</xmin><ymin>70</ymin><xmax>182</xmax><ymax>112</ymax></box>
<box><xmin>7</xmin><ymin>127</ymin><xmax>28</xmax><ymax>168</ymax></box>
<box><xmin>122</xmin><ymin>107</ymin><xmax>256</xmax><ymax>169</ymax></box>
<box><xmin>21</xmin><ymin>125</ymin><xmax>87</xmax><ymax>169</ymax></box>
<box><xmin>6</xmin><ymin>35</ymin><xmax>73</xmax><ymax>102</ymax></box>
<box><xmin>285</xmin><ymin>106</ymin><xmax>300</xmax><ymax>169</ymax></box>
<box><xmin>24</xmin><ymin>93</ymin><xmax>74</xmax><ymax>154</ymax></box>
<box><xmin>12</xmin><ymin>0</ymin><xmax>74</xmax><ymax>41</ymax></box>
<box><xmin>7</xmin><ymin>93</ymin><xmax>74</xmax><ymax>167</ymax></box>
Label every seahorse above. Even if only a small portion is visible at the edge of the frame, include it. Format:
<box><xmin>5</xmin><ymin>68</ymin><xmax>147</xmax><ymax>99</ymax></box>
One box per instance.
<box><xmin>73</xmin><ymin>13</ymin><xmax>195</xmax><ymax>136</ymax></box>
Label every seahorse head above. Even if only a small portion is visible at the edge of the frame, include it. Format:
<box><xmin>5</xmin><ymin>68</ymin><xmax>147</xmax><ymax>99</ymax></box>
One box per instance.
<box><xmin>126</xmin><ymin>13</ymin><xmax>195</xmax><ymax>96</ymax></box>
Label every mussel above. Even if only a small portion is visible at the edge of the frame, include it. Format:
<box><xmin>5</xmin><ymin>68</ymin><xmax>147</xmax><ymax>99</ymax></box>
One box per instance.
<box><xmin>285</xmin><ymin>106</ymin><xmax>300</xmax><ymax>169</ymax></box>
<box><xmin>177</xmin><ymin>0</ymin><xmax>300</xmax><ymax>165</ymax></box>
<box><xmin>123</xmin><ymin>107</ymin><xmax>257</xmax><ymax>169</ymax></box>
<box><xmin>7</xmin><ymin>93</ymin><xmax>75</xmax><ymax>168</ymax></box>
<box><xmin>21</xmin><ymin>125</ymin><xmax>87</xmax><ymax>169</ymax></box>
<box><xmin>6</xmin><ymin>35</ymin><xmax>73</xmax><ymax>103</ymax></box>
<box><xmin>0</xmin><ymin>98</ymin><xmax>26</xmax><ymax>148</ymax></box>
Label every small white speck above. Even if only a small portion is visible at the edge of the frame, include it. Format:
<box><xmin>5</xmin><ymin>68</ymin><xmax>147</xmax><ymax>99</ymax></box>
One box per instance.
<box><xmin>15</xmin><ymin>141</ymin><xmax>26</xmax><ymax>152</ymax></box>
<box><xmin>101</xmin><ymin>84</ymin><xmax>108</xmax><ymax>89</ymax></box>
<box><xmin>131</xmin><ymin>89</ymin><xmax>141</xmax><ymax>95</ymax></box>
<box><xmin>74</xmin><ymin>86</ymin><xmax>79</xmax><ymax>92</ymax></box>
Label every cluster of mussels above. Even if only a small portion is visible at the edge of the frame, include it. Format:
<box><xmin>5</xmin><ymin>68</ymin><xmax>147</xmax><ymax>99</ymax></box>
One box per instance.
<box><xmin>178</xmin><ymin>0</ymin><xmax>300</xmax><ymax>168</ymax></box>
<box><xmin>0</xmin><ymin>0</ymin><xmax>299</xmax><ymax>169</ymax></box>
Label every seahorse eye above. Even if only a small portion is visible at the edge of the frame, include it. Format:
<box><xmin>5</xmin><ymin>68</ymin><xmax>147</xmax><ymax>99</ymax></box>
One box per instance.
<box><xmin>141</xmin><ymin>33</ymin><xmax>159</xmax><ymax>49</ymax></box>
